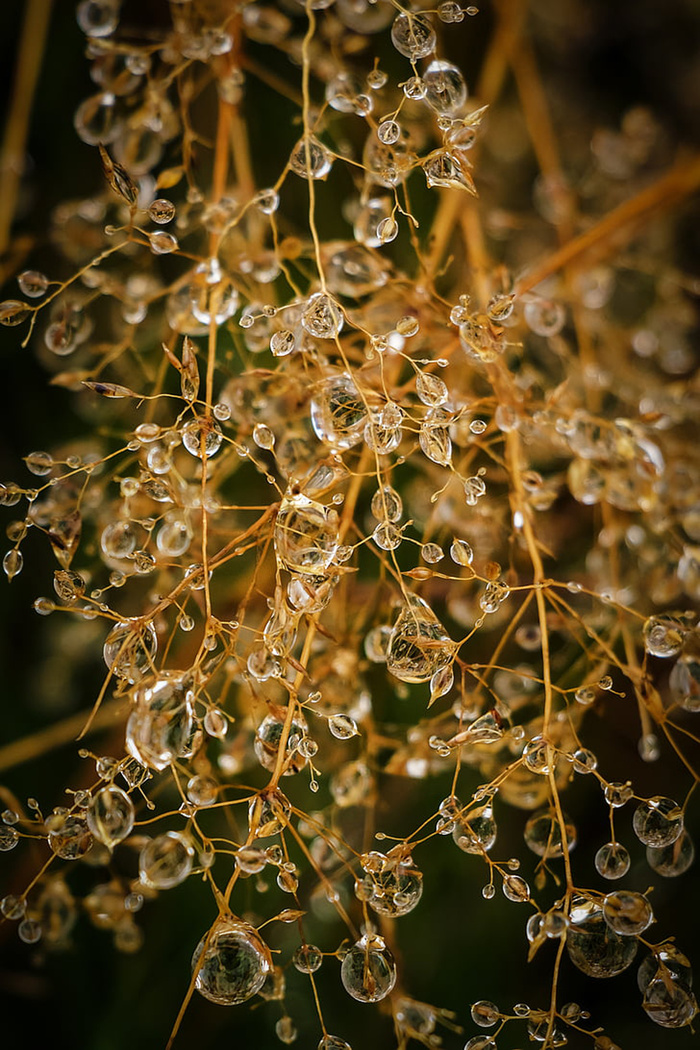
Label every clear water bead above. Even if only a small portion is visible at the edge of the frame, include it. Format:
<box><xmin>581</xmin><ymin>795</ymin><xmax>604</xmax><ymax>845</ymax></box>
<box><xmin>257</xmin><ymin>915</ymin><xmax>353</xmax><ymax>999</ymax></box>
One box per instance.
<box><xmin>632</xmin><ymin>797</ymin><xmax>684</xmax><ymax>847</ymax></box>
<box><xmin>181</xmin><ymin>417</ymin><xmax>223</xmax><ymax>459</ymax></box>
<box><xmin>566</xmin><ymin>895</ymin><xmax>637</xmax><ymax>978</ymax></box>
<box><xmin>643</xmin><ymin>614</ymin><xmax>686</xmax><ymax>658</ymax></box>
<box><xmin>386</xmin><ymin>594</ymin><xmax>453</xmax><ymax>684</ymax></box>
<box><xmin>48</xmin><ymin>814</ymin><xmax>93</xmax><ymax>860</ymax></box>
<box><xmin>139</xmin><ymin>831</ymin><xmax>194</xmax><ymax>888</ymax></box>
<box><xmin>148</xmin><ymin>198</ymin><xmax>175</xmax><ymax>224</ymax></box>
<box><xmin>311</xmin><ymin>373</ymin><xmax>367</xmax><ymax>449</ymax></box>
<box><xmin>595</xmin><ymin>842</ymin><xmax>631</xmax><ymax>880</ymax></box>
<box><xmin>126</xmin><ymin>671</ymin><xmax>196</xmax><ymax>770</ymax></box>
<box><xmin>302</xmin><ymin>293</ymin><xmax>344</xmax><ymax>339</ymax></box>
<box><xmin>103</xmin><ymin>619</ymin><xmax>157</xmax><ymax>683</ymax></box>
<box><xmin>275</xmin><ymin>493</ymin><xmax>339</xmax><ymax>575</ymax></box>
<box><xmin>391</xmin><ymin>13</ymin><xmax>436</xmax><ymax>60</ymax></box>
<box><xmin>602</xmin><ymin>890</ymin><xmax>654</xmax><ymax>936</ymax></box>
<box><xmin>471</xmin><ymin>1000</ymin><xmax>499</xmax><ymax>1027</ymax></box>
<box><xmin>77</xmin><ymin>0</ymin><xmax>119</xmax><ymax>37</ymax></box>
<box><xmin>87</xmin><ymin>785</ymin><xmax>135</xmax><ymax>847</ymax></box>
<box><xmin>646</xmin><ymin>829</ymin><xmax>695</xmax><ymax>876</ymax></box>
<box><xmin>424</xmin><ymin>60</ymin><xmax>468</xmax><ymax>115</ymax></box>
<box><xmin>290</xmin><ymin>136</ymin><xmax>333</xmax><ymax>180</ymax></box>
<box><xmin>340</xmin><ymin>935</ymin><xmax>397</xmax><ymax>1002</ymax></box>
<box><xmin>193</xmin><ymin>918</ymin><xmax>272</xmax><ymax>1005</ymax></box>
<box><xmin>18</xmin><ymin>270</ymin><xmax>49</xmax><ymax>298</ymax></box>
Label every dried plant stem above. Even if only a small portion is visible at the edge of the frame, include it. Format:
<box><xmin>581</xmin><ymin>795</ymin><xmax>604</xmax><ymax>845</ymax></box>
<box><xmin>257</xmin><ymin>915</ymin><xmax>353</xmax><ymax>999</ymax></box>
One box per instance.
<box><xmin>516</xmin><ymin>153</ymin><xmax>700</xmax><ymax>295</ymax></box>
<box><xmin>0</xmin><ymin>0</ymin><xmax>53</xmax><ymax>255</ymax></box>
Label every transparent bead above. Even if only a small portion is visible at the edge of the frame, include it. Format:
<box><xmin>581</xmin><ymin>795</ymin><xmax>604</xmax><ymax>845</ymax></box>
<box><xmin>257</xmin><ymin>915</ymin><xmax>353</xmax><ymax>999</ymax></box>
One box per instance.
<box><xmin>646</xmin><ymin>829</ymin><xmax>695</xmax><ymax>876</ymax></box>
<box><xmin>566</xmin><ymin>895</ymin><xmax>637</xmax><ymax>978</ymax></box>
<box><xmin>181</xmin><ymin>417</ymin><xmax>223</xmax><ymax>459</ymax></box>
<box><xmin>1</xmin><ymin>894</ymin><xmax>26</xmax><ymax>920</ymax></box>
<box><xmin>18</xmin><ymin>271</ymin><xmax>49</xmax><ymax>298</ymax></box>
<box><xmin>643</xmin><ymin>614</ymin><xmax>686</xmax><ymax>658</ymax></box>
<box><xmin>292</xmin><ymin>943</ymin><xmax>323</xmax><ymax>973</ymax></box>
<box><xmin>340</xmin><ymin>935</ymin><xmax>396</xmax><ymax>1002</ymax></box>
<box><xmin>48</xmin><ymin>814</ymin><xmax>93</xmax><ymax>860</ymax></box>
<box><xmin>289</xmin><ymin>136</ymin><xmax>333</xmax><ymax>179</ymax></box>
<box><xmin>524</xmin><ymin>809</ymin><xmax>576</xmax><ymax>858</ymax></box>
<box><xmin>193</xmin><ymin>917</ymin><xmax>271</xmax><ymax>1004</ymax></box>
<box><xmin>149</xmin><ymin>231</ymin><xmax>178</xmax><ymax>255</ymax></box>
<box><xmin>602</xmin><ymin>890</ymin><xmax>654</xmax><ymax>936</ymax></box>
<box><xmin>391</xmin><ymin>13</ymin><xmax>436</xmax><ymax>60</ymax></box>
<box><xmin>595</xmin><ymin>842</ymin><xmax>631</xmax><ymax>880</ymax></box>
<box><xmin>452</xmin><ymin>804</ymin><xmax>496</xmax><ymax>854</ymax></box>
<box><xmin>148</xmin><ymin>198</ymin><xmax>176</xmax><ymax>224</ymax></box>
<box><xmin>471</xmin><ymin>1000</ymin><xmax>499</xmax><ymax>1027</ymax></box>
<box><xmin>87</xmin><ymin>786</ymin><xmax>135</xmax><ymax>847</ymax></box>
<box><xmin>632</xmin><ymin>797</ymin><xmax>684</xmax><ymax>847</ymax></box>
<box><xmin>126</xmin><ymin>671</ymin><xmax>196</xmax><ymax>771</ymax></box>
<box><xmin>502</xmin><ymin>874</ymin><xmax>530</xmax><ymax>902</ymax></box>
<box><xmin>103</xmin><ymin>619</ymin><xmax>157</xmax><ymax>683</ymax></box>
<box><xmin>275</xmin><ymin>493</ymin><xmax>338</xmax><ymax>575</ymax></box>
<box><xmin>386</xmin><ymin>594</ymin><xmax>453</xmax><ymax>684</ymax></box>
<box><xmin>603</xmin><ymin>781</ymin><xmax>633</xmax><ymax>807</ymax></box>
<box><xmin>311</xmin><ymin>374</ymin><xmax>367</xmax><ymax>449</ymax></box>
<box><xmin>302</xmin><ymin>293</ymin><xmax>344</xmax><ymax>339</ymax></box>
<box><xmin>139</xmin><ymin>831</ymin><xmax>194</xmax><ymax>889</ymax></box>
<box><xmin>424</xmin><ymin>60</ymin><xmax>467</xmax><ymax>115</ymax></box>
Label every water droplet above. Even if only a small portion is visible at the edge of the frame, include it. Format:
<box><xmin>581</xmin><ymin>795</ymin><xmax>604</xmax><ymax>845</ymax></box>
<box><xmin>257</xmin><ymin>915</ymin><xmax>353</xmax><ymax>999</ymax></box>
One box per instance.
<box><xmin>126</xmin><ymin>671</ymin><xmax>196</xmax><ymax>770</ymax></box>
<box><xmin>103</xmin><ymin>619</ymin><xmax>157</xmax><ymax>683</ymax></box>
<box><xmin>391</xmin><ymin>13</ymin><xmax>436</xmax><ymax>60</ymax></box>
<box><xmin>3</xmin><ymin>549</ymin><xmax>23</xmax><ymax>581</ymax></box>
<box><xmin>453</xmin><ymin>804</ymin><xmax>497</xmax><ymax>854</ymax></box>
<box><xmin>293</xmin><ymin>944</ymin><xmax>323</xmax><ymax>973</ymax></box>
<box><xmin>341</xmin><ymin>935</ymin><xmax>397</xmax><ymax>1002</ymax></box>
<box><xmin>87</xmin><ymin>785</ymin><xmax>135</xmax><ymax>847</ymax></box>
<box><xmin>181</xmin><ymin>417</ymin><xmax>223</xmax><ymax>458</ymax></box>
<box><xmin>311</xmin><ymin>374</ymin><xmax>367</xmax><ymax>449</ymax></box>
<box><xmin>595</xmin><ymin>842</ymin><xmax>631</xmax><ymax>880</ymax></box>
<box><xmin>148</xmin><ymin>198</ymin><xmax>175</xmax><ymax>224</ymax></box>
<box><xmin>149</xmin><ymin>230</ymin><xmax>179</xmax><ymax>255</ymax></box>
<box><xmin>502</xmin><ymin>874</ymin><xmax>530</xmax><ymax>902</ymax></box>
<box><xmin>646</xmin><ymin>829</ymin><xmax>695</xmax><ymax>877</ymax></box>
<box><xmin>633</xmin><ymin>797</ymin><xmax>684</xmax><ymax>847</ymax></box>
<box><xmin>328</xmin><ymin>714</ymin><xmax>358</xmax><ymax>740</ymax></box>
<box><xmin>386</xmin><ymin>594</ymin><xmax>453</xmax><ymax>684</ymax></box>
<box><xmin>193</xmin><ymin>917</ymin><xmax>272</xmax><ymax>1004</ymax></box>
<box><xmin>603</xmin><ymin>781</ymin><xmax>633</xmax><ymax>808</ymax></box>
<box><xmin>643</xmin><ymin>614</ymin><xmax>686</xmax><ymax>658</ymax></box>
<box><xmin>524</xmin><ymin>808</ymin><xmax>576</xmax><ymax>858</ymax></box>
<box><xmin>471</xmin><ymin>1000</ymin><xmax>499</xmax><ymax>1027</ymax></box>
<box><xmin>18</xmin><ymin>271</ymin><xmax>48</xmax><ymax>298</ymax></box>
<box><xmin>566</xmin><ymin>895</ymin><xmax>637</xmax><ymax>978</ymax></box>
<box><xmin>424</xmin><ymin>60</ymin><xmax>468</xmax><ymax>115</ymax></box>
<box><xmin>602</xmin><ymin>890</ymin><xmax>654</xmax><ymax>936</ymax></box>
<box><xmin>289</xmin><ymin>136</ymin><xmax>333</xmax><ymax>180</ymax></box>
<box><xmin>48</xmin><ymin>814</ymin><xmax>93</xmax><ymax>860</ymax></box>
<box><xmin>275</xmin><ymin>493</ymin><xmax>339</xmax><ymax>575</ymax></box>
<box><xmin>139</xmin><ymin>831</ymin><xmax>194</xmax><ymax>889</ymax></box>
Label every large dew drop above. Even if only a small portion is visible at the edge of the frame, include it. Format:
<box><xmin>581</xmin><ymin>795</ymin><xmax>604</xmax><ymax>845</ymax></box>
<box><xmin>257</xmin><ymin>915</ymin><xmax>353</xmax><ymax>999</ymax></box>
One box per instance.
<box><xmin>311</xmin><ymin>374</ymin><xmax>368</xmax><ymax>450</ymax></box>
<box><xmin>103</xmin><ymin>619</ymin><xmax>157</xmax><ymax>683</ymax></box>
<box><xmin>566</xmin><ymin>895</ymin><xmax>637</xmax><ymax>978</ymax></box>
<box><xmin>193</xmin><ymin>917</ymin><xmax>272</xmax><ymax>1005</ymax></box>
<box><xmin>126</xmin><ymin>671</ymin><xmax>196</xmax><ymax>771</ymax></box>
<box><xmin>274</xmin><ymin>493</ymin><xmax>339</xmax><ymax>575</ymax></box>
<box><xmin>139</xmin><ymin>831</ymin><xmax>194</xmax><ymax>889</ymax></box>
<box><xmin>87</xmin><ymin>786</ymin><xmax>134</xmax><ymax>848</ymax></box>
<box><xmin>340</xmin><ymin>935</ymin><xmax>397</xmax><ymax>1003</ymax></box>
<box><xmin>386</xmin><ymin>594</ymin><xmax>453</xmax><ymax>684</ymax></box>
